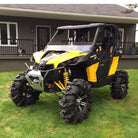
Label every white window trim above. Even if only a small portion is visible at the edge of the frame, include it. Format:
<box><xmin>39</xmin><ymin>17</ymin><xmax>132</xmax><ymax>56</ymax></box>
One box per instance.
<box><xmin>119</xmin><ymin>28</ymin><xmax>124</xmax><ymax>48</ymax></box>
<box><xmin>119</xmin><ymin>28</ymin><xmax>124</xmax><ymax>42</ymax></box>
<box><xmin>0</xmin><ymin>21</ymin><xmax>18</xmax><ymax>46</ymax></box>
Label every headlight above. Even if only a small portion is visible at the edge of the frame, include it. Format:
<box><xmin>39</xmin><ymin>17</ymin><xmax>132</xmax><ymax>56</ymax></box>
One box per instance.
<box><xmin>30</xmin><ymin>56</ymin><xmax>35</xmax><ymax>62</ymax></box>
<box><xmin>66</xmin><ymin>57</ymin><xmax>79</xmax><ymax>64</ymax></box>
<box><xmin>40</xmin><ymin>60</ymin><xmax>46</xmax><ymax>66</ymax></box>
<box><xmin>58</xmin><ymin>57</ymin><xmax>81</xmax><ymax>67</ymax></box>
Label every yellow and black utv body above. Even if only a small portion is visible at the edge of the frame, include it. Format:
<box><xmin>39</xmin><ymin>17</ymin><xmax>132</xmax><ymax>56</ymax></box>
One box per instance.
<box><xmin>10</xmin><ymin>23</ymin><xmax>129</xmax><ymax>123</ymax></box>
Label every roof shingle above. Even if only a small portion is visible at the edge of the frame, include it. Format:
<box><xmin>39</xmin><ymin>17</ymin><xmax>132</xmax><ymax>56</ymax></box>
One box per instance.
<box><xmin>0</xmin><ymin>4</ymin><xmax>138</xmax><ymax>18</ymax></box>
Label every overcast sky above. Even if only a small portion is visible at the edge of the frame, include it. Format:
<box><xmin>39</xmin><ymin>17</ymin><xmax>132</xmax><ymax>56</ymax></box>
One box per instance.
<box><xmin>0</xmin><ymin>0</ymin><xmax>137</xmax><ymax>5</ymax></box>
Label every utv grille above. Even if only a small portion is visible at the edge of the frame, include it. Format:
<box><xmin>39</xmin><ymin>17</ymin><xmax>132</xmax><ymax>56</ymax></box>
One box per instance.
<box><xmin>39</xmin><ymin>64</ymin><xmax>54</xmax><ymax>70</ymax></box>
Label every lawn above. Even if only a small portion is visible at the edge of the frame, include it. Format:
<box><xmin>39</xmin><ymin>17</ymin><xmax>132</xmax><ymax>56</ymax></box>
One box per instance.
<box><xmin>0</xmin><ymin>70</ymin><xmax>138</xmax><ymax>138</ymax></box>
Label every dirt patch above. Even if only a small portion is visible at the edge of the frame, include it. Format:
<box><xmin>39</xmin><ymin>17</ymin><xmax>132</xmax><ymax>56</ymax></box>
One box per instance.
<box><xmin>1</xmin><ymin>98</ymin><xmax>9</xmax><ymax>101</ymax></box>
<box><xmin>0</xmin><ymin>83</ymin><xmax>10</xmax><ymax>88</ymax></box>
<box><xmin>5</xmin><ymin>126</ymin><xmax>11</xmax><ymax>132</ymax></box>
<box><xmin>0</xmin><ymin>86</ymin><xmax>4</xmax><ymax>88</ymax></box>
<box><xmin>46</xmin><ymin>127</ymin><xmax>53</xmax><ymax>133</ymax></box>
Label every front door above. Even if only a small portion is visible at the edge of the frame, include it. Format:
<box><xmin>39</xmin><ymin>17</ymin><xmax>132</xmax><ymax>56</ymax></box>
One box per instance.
<box><xmin>37</xmin><ymin>26</ymin><xmax>50</xmax><ymax>51</ymax></box>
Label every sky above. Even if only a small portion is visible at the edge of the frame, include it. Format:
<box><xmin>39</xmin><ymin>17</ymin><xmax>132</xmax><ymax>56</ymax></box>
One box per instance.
<box><xmin>0</xmin><ymin>0</ymin><xmax>137</xmax><ymax>4</ymax></box>
<box><xmin>0</xmin><ymin>0</ymin><xmax>138</xmax><ymax>41</ymax></box>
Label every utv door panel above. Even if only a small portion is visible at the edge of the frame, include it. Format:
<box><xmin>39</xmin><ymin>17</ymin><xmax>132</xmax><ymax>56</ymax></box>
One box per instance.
<box><xmin>96</xmin><ymin>59</ymin><xmax>111</xmax><ymax>81</ymax></box>
<box><xmin>86</xmin><ymin>62</ymin><xmax>99</xmax><ymax>82</ymax></box>
<box><xmin>86</xmin><ymin>59</ymin><xmax>112</xmax><ymax>82</ymax></box>
<box><xmin>108</xmin><ymin>56</ymin><xmax>119</xmax><ymax>76</ymax></box>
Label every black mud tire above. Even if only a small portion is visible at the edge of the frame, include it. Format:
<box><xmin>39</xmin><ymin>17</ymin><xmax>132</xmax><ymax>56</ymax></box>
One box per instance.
<box><xmin>59</xmin><ymin>79</ymin><xmax>93</xmax><ymax>124</ymax></box>
<box><xmin>9</xmin><ymin>72</ymin><xmax>41</xmax><ymax>106</ymax></box>
<box><xmin>111</xmin><ymin>70</ymin><xmax>129</xmax><ymax>99</ymax></box>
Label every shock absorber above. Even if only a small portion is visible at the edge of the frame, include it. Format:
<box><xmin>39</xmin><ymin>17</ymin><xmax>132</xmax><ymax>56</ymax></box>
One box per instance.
<box><xmin>63</xmin><ymin>68</ymin><xmax>69</xmax><ymax>88</ymax></box>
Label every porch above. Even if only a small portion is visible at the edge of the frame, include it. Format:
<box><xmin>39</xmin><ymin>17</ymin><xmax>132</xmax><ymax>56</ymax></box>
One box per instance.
<box><xmin>0</xmin><ymin>39</ymin><xmax>34</xmax><ymax>55</ymax></box>
<box><xmin>0</xmin><ymin>39</ymin><xmax>138</xmax><ymax>56</ymax></box>
<box><xmin>0</xmin><ymin>39</ymin><xmax>138</xmax><ymax>71</ymax></box>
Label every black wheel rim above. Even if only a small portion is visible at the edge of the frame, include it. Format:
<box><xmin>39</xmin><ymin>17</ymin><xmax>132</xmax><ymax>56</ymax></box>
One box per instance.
<box><xmin>76</xmin><ymin>91</ymin><xmax>87</xmax><ymax>112</ymax></box>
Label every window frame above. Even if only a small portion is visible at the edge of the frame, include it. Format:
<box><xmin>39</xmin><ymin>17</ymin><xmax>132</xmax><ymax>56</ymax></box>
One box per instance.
<box><xmin>119</xmin><ymin>28</ymin><xmax>124</xmax><ymax>47</ymax></box>
<box><xmin>0</xmin><ymin>21</ymin><xmax>18</xmax><ymax>46</ymax></box>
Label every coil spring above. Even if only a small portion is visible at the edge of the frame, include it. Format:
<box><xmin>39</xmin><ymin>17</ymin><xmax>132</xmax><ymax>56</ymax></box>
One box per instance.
<box><xmin>63</xmin><ymin>72</ymin><xmax>69</xmax><ymax>88</ymax></box>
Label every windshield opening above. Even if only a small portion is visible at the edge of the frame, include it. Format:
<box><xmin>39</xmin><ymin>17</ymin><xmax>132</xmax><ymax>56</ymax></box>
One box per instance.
<box><xmin>49</xmin><ymin>28</ymin><xmax>97</xmax><ymax>45</ymax></box>
<box><xmin>46</xmin><ymin>27</ymin><xmax>98</xmax><ymax>52</ymax></box>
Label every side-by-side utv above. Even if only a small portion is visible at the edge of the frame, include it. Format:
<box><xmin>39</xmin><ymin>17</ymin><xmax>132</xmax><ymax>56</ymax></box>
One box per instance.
<box><xmin>10</xmin><ymin>23</ymin><xmax>129</xmax><ymax>123</ymax></box>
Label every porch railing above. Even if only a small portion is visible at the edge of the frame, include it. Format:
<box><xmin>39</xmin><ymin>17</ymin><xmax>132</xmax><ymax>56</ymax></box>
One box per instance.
<box><xmin>35</xmin><ymin>42</ymin><xmax>138</xmax><ymax>55</ymax></box>
<box><xmin>121</xmin><ymin>42</ymin><xmax>138</xmax><ymax>55</ymax></box>
<box><xmin>0</xmin><ymin>39</ymin><xmax>34</xmax><ymax>55</ymax></box>
<box><xmin>0</xmin><ymin>39</ymin><xmax>138</xmax><ymax>56</ymax></box>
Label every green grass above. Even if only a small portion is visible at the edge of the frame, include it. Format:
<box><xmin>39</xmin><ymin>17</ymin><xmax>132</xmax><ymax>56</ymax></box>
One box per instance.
<box><xmin>0</xmin><ymin>70</ymin><xmax>138</xmax><ymax>138</ymax></box>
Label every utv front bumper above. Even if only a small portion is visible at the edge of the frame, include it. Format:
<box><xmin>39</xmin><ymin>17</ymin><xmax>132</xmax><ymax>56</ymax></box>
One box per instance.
<box><xmin>25</xmin><ymin>67</ymin><xmax>63</xmax><ymax>92</ymax></box>
<box><xmin>25</xmin><ymin>70</ymin><xmax>44</xmax><ymax>91</ymax></box>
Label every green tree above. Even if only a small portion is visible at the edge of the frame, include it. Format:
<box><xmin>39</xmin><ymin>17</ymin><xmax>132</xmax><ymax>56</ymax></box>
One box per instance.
<box><xmin>121</xmin><ymin>4</ymin><xmax>138</xmax><ymax>14</ymax></box>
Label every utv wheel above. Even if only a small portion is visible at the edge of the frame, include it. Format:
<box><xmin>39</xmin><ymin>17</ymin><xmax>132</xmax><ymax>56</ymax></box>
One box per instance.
<box><xmin>111</xmin><ymin>70</ymin><xmax>129</xmax><ymax>99</ymax></box>
<box><xmin>9</xmin><ymin>73</ymin><xmax>41</xmax><ymax>106</ymax></box>
<box><xmin>59</xmin><ymin>79</ymin><xmax>93</xmax><ymax>123</ymax></box>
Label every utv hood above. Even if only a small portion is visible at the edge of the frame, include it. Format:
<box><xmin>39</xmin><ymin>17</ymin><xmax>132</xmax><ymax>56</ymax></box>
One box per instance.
<box><xmin>33</xmin><ymin>50</ymin><xmax>87</xmax><ymax>68</ymax></box>
<box><xmin>46</xmin><ymin>50</ymin><xmax>87</xmax><ymax>68</ymax></box>
<box><xmin>33</xmin><ymin>51</ymin><xmax>47</xmax><ymax>64</ymax></box>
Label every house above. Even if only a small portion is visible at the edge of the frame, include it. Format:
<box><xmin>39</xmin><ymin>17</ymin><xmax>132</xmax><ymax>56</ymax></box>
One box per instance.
<box><xmin>0</xmin><ymin>4</ymin><xmax>138</xmax><ymax>71</ymax></box>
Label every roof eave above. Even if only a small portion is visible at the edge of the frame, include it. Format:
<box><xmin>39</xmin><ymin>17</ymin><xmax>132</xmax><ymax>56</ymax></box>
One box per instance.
<box><xmin>0</xmin><ymin>7</ymin><xmax>138</xmax><ymax>24</ymax></box>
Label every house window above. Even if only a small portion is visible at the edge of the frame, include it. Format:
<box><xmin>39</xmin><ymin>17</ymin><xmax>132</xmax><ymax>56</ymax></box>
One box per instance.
<box><xmin>0</xmin><ymin>22</ymin><xmax>18</xmax><ymax>46</ymax></box>
<box><xmin>119</xmin><ymin>28</ymin><xmax>124</xmax><ymax>42</ymax></box>
<box><xmin>119</xmin><ymin>28</ymin><xmax>124</xmax><ymax>47</ymax></box>
<box><xmin>0</xmin><ymin>24</ymin><xmax>8</xmax><ymax>44</ymax></box>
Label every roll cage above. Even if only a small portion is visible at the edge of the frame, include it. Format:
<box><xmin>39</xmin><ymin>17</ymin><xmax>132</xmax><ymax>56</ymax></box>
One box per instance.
<box><xmin>47</xmin><ymin>23</ymin><xmax>120</xmax><ymax>55</ymax></box>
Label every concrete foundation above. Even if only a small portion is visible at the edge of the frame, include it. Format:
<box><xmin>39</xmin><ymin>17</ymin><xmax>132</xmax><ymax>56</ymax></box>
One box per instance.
<box><xmin>118</xmin><ymin>55</ymin><xmax>138</xmax><ymax>69</ymax></box>
<box><xmin>0</xmin><ymin>56</ymin><xmax>32</xmax><ymax>71</ymax></box>
<box><xmin>0</xmin><ymin>55</ymin><xmax>138</xmax><ymax>72</ymax></box>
